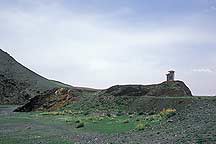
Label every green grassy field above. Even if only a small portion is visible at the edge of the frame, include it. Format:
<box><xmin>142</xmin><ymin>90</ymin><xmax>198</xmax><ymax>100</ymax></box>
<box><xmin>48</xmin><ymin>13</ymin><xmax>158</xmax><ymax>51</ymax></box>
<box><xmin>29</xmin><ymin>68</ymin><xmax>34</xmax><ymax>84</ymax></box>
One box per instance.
<box><xmin>0</xmin><ymin>105</ymin><xmax>177</xmax><ymax>144</ymax></box>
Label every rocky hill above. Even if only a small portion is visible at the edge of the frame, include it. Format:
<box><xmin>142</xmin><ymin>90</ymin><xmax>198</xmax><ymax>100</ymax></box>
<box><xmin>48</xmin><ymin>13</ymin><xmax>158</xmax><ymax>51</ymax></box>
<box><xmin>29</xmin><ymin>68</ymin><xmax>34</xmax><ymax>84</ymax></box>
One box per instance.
<box><xmin>101</xmin><ymin>81</ymin><xmax>192</xmax><ymax>97</ymax></box>
<box><xmin>0</xmin><ymin>49</ymin><xmax>193</xmax><ymax>111</ymax></box>
<box><xmin>15</xmin><ymin>81</ymin><xmax>192</xmax><ymax>112</ymax></box>
<box><xmin>0</xmin><ymin>49</ymin><xmax>71</xmax><ymax>104</ymax></box>
<box><xmin>93</xmin><ymin>81</ymin><xmax>193</xmax><ymax>113</ymax></box>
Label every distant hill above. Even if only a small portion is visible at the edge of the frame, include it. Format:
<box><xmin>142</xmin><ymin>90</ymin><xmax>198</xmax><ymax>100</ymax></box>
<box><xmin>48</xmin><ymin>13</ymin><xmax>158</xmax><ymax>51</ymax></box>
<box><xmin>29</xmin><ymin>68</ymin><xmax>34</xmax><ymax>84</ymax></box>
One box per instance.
<box><xmin>0</xmin><ymin>49</ymin><xmax>72</xmax><ymax>104</ymax></box>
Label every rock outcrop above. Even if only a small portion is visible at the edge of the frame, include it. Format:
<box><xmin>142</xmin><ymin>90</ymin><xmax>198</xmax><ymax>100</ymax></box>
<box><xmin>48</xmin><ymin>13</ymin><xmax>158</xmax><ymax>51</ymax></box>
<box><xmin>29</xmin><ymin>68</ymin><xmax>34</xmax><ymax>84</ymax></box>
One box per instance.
<box><xmin>14</xmin><ymin>88</ymin><xmax>81</xmax><ymax>112</ymax></box>
<box><xmin>91</xmin><ymin>81</ymin><xmax>193</xmax><ymax>113</ymax></box>
<box><xmin>101</xmin><ymin>81</ymin><xmax>192</xmax><ymax>97</ymax></box>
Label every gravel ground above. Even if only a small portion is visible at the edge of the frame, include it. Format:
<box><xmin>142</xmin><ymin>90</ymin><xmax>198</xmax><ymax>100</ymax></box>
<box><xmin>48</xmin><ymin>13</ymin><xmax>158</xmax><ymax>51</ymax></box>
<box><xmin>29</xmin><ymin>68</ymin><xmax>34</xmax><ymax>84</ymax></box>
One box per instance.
<box><xmin>0</xmin><ymin>97</ymin><xmax>216</xmax><ymax>144</ymax></box>
<box><xmin>72</xmin><ymin>97</ymin><xmax>216</xmax><ymax>144</ymax></box>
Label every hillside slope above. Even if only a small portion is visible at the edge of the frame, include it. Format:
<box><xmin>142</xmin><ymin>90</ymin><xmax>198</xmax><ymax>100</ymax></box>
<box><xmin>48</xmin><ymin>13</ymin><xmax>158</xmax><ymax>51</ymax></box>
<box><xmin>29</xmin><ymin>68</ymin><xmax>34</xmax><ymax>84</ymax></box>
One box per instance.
<box><xmin>0</xmin><ymin>49</ymin><xmax>71</xmax><ymax>104</ymax></box>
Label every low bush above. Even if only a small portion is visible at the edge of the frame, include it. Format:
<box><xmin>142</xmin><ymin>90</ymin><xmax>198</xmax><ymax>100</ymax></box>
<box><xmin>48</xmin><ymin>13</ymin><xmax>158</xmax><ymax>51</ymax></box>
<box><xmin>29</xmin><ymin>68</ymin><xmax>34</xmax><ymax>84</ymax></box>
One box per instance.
<box><xmin>63</xmin><ymin>110</ymin><xmax>73</xmax><ymax>114</ymax></box>
<box><xmin>83</xmin><ymin>111</ymin><xmax>89</xmax><ymax>116</ymax></box>
<box><xmin>107</xmin><ymin>113</ymin><xmax>111</xmax><ymax>117</ymax></box>
<box><xmin>138</xmin><ymin>112</ymin><xmax>144</xmax><ymax>115</ymax></box>
<box><xmin>65</xmin><ymin>118</ymin><xmax>74</xmax><ymax>123</ymax></box>
<box><xmin>76</xmin><ymin>122</ymin><xmax>84</xmax><ymax>128</ymax></box>
<box><xmin>135</xmin><ymin>108</ymin><xmax>176</xmax><ymax>131</ymax></box>
<box><xmin>159</xmin><ymin>108</ymin><xmax>176</xmax><ymax>118</ymax></box>
<box><xmin>136</xmin><ymin>118</ymin><xmax>140</xmax><ymax>121</ymax></box>
<box><xmin>122</xmin><ymin>119</ymin><xmax>129</xmax><ymax>124</ymax></box>
<box><xmin>75</xmin><ymin>120</ymin><xmax>81</xmax><ymax>123</ymax></box>
<box><xmin>135</xmin><ymin>122</ymin><xmax>145</xmax><ymax>131</ymax></box>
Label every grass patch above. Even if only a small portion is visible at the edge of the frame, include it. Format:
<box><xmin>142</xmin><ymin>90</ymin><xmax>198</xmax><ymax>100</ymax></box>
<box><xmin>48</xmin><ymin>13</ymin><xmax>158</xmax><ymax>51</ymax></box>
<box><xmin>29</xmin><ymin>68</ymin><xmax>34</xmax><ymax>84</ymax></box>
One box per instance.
<box><xmin>1</xmin><ymin>105</ymin><xmax>177</xmax><ymax>137</ymax></box>
<box><xmin>159</xmin><ymin>108</ymin><xmax>176</xmax><ymax>118</ymax></box>
<box><xmin>135</xmin><ymin>108</ymin><xmax>176</xmax><ymax>131</ymax></box>
<box><xmin>40</xmin><ymin>111</ymin><xmax>66</xmax><ymax>115</ymax></box>
<box><xmin>135</xmin><ymin>122</ymin><xmax>146</xmax><ymax>131</ymax></box>
<box><xmin>40</xmin><ymin>110</ymin><xmax>83</xmax><ymax>116</ymax></box>
<box><xmin>62</xmin><ymin>108</ymin><xmax>176</xmax><ymax>134</ymax></box>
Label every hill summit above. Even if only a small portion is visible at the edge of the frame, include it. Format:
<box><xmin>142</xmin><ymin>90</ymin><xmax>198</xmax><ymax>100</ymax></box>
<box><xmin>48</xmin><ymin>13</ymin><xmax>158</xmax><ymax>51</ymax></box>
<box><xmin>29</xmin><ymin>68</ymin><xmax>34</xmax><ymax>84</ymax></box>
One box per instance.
<box><xmin>102</xmin><ymin>81</ymin><xmax>192</xmax><ymax>97</ymax></box>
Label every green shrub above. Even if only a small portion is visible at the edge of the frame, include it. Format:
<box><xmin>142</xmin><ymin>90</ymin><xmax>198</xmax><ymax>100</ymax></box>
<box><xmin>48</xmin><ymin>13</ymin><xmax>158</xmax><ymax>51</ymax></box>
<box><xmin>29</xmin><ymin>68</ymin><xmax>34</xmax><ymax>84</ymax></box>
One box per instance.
<box><xmin>159</xmin><ymin>108</ymin><xmax>176</xmax><ymax>118</ymax></box>
<box><xmin>109</xmin><ymin>117</ymin><xmax>115</xmax><ymax>121</ymax></box>
<box><xmin>63</xmin><ymin>110</ymin><xmax>73</xmax><ymax>114</ymax></box>
<box><xmin>138</xmin><ymin>112</ymin><xmax>144</xmax><ymax>115</ymax></box>
<box><xmin>76</xmin><ymin>122</ymin><xmax>84</xmax><ymax>128</ymax></box>
<box><xmin>122</xmin><ymin>119</ymin><xmax>129</xmax><ymax>124</ymax></box>
<box><xmin>107</xmin><ymin>113</ymin><xmax>111</xmax><ymax>117</ymax></box>
<box><xmin>135</xmin><ymin>122</ymin><xmax>145</xmax><ymax>131</ymax></box>
<box><xmin>98</xmin><ymin>117</ymin><xmax>104</xmax><ymax>121</ymax></box>
<box><xmin>83</xmin><ymin>111</ymin><xmax>89</xmax><ymax>116</ymax></box>
<box><xmin>75</xmin><ymin>120</ymin><xmax>81</xmax><ymax>123</ymax></box>
<box><xmin>136</xmin><ymin>118</ymin><xmax>140</xmax><ymax>121</ymax></box>
<box><xmin>65</xmin><ymin>118</ymin><xmax>73</xmax><ymax>123</ymax></box>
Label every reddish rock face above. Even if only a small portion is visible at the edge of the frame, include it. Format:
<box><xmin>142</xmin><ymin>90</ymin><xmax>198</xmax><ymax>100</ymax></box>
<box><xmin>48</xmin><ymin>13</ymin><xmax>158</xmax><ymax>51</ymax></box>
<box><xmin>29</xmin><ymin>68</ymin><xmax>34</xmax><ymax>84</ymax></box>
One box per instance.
<box><xmin>14</xmin><ymin>88</ymin><xmax>80</xmax><ymax>112</ymax></box>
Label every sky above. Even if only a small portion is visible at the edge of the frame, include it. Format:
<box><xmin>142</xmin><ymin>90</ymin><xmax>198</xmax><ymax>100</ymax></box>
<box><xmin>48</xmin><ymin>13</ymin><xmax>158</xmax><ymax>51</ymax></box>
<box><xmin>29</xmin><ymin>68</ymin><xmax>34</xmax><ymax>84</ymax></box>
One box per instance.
<box><xmin>0</xmin><ymin>0</ymin><xmax>216</xmax><ymax>96</ymax></box>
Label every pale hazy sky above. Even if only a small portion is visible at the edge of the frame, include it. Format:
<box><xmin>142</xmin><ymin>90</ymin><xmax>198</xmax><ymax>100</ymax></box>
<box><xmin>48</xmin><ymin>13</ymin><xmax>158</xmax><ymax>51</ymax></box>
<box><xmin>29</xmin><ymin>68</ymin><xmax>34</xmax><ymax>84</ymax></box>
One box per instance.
<box><xmin>0</xmin><ymin>0</ymin><xmax>216</xmax><ymax>95</ymax></box>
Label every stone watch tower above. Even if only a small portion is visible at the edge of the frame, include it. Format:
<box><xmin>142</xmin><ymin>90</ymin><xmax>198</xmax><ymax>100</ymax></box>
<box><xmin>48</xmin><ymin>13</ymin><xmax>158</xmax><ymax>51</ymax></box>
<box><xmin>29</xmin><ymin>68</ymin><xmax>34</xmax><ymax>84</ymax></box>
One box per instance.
<box><xmin>166</xmin><ymin>70</ymin><xmax>175</xmax><ymax>81</ymax></box>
